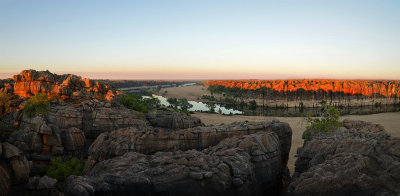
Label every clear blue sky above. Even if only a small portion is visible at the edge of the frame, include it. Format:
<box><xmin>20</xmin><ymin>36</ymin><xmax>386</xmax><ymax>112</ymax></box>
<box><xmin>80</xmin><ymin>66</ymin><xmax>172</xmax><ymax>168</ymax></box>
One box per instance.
<box><xmin>0</xmin><ymin>0</ymin><xmax>399</xmax><ymax>79</ymax></box>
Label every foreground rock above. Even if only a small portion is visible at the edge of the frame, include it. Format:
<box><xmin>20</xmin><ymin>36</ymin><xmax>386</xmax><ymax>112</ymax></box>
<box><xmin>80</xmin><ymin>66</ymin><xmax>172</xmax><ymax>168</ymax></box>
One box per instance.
<box><xmin>0</xmin><ymin>142</ymin><xmax>30</xmax><ymax>195</ymax></box>
<box><xmin>85</xmin><ymin>120</ymin><xmax>292</xmax><ymax>172</ymax></box>
<box><xmin>146</xmin><ymin>110</ymin><xmax>203</xmax><ymax>129</ymax></box>
<box><xmin>290</xmin><ymin>119</ymin><xmax>400</xmax><ymax>195</ymax></box>
<box><xmin>65</xmin><ymin>132</ymin><xmax>288</xmax><ymax>195</ymax></box>
<box><xmin>7</xmin><ymin>100</ymin><xmax>148</xmax><ymax>175</ymax></box>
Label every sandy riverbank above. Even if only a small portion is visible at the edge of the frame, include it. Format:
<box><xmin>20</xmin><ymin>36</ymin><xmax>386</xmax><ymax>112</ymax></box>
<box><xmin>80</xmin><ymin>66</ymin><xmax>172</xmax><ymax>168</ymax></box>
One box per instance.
<box><xmin>192</xmin><ymin>112</ymin><xmax>400</xmax><ymax>175</ymax></box>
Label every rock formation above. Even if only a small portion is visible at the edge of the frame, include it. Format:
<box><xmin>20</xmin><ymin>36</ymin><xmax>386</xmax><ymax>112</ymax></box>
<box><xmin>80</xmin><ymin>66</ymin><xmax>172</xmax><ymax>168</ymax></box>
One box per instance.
<box><xmin>0</xmin><ymin>142</ymin><xmax>30</xmax><ymax>196</ymax></box>
<box><xmin>84</xmin><ymin>121</ymin><xmax>292</xmax><ymax>172</ymax></box>
<box><xmin>207</xmin><ymin>79</ymin><xmax>400</xmax><ymax>107</ymax></box>
<box><xmin>290</xmin><ymin>119</ymin><xmax>400</xmax><ymax>195</ymax></box>
<box><xmin>6</xmin><ymin>99</ymin><xmax>149</xmax><ymax>175</ymax></box>
<box><xmin>64</xmin><ymin>132</ymin><xmax>288</xmax><ymax>196</ymax></box>
<box><xmin>146</xmin><ymin>110</ymin><xmax>203</xmax><ymax>129</ymax></box>
<box><xmin>10</xmin><ymin>69</ymin><xmax>116</xmax><ymax>100</ymax></box>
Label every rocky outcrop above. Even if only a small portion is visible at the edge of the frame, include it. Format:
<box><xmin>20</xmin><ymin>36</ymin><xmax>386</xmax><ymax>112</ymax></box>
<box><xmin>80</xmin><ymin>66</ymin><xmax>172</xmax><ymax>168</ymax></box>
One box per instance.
<box><xmin>0</xmin><ymin>142</ymin><xmax>30</xmax><ymax>196</ymax></box>
<box><xmin>146</xmin><ymin>110</ymin><xmax>203</xmax><ymax>129</ymax></box>
<box><xmin>64</xmin><ymin>132</ymin><xmax>287</xmax><ymax>195</ymax></box>
<box><xmin>7</xmin><ymin>99</ymin><xmax>148</xmax><ymax>175</ymax></box>
<box><xmin>84</xmin><ymin>121</ymin><xmax>292</xmax><ymax>172</ymax></box>
<box><xmin>289</xmin><ymin>119</ymin><xmax>400</xmax><ymax>195</ymax></box>
<box><xmin>11</xmin><ymin>69</ymin><xmax>116</xmax><ymax>101</ymax></box>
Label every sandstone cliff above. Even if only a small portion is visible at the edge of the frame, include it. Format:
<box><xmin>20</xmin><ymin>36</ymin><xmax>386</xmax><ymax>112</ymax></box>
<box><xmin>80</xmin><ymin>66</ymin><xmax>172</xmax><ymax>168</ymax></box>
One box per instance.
<box><xmin>6</xmin><ymin>69</ymin><xmax>117</xmax><ymax>101</ymax></box>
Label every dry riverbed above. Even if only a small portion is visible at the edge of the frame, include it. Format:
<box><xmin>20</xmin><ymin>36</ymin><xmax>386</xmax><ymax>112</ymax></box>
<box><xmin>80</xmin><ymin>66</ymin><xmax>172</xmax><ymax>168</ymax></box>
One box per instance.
<box><xmin>192</xmin><ymin>112</ymin><xmax>400</xmax><ymax>175</ymax></box>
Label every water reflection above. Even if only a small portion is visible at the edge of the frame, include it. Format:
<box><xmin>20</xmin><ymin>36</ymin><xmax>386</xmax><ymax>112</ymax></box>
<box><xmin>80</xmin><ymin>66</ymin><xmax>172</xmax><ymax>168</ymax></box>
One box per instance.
<box><xmin>149</xmin><ymin>95</ymin><xmax>243</xmax><ymax>115</ymax></box>
<box><xmin>147</xmin><ymin>95</ymin><xmax>400</xmax><ymax>117</ymax></box>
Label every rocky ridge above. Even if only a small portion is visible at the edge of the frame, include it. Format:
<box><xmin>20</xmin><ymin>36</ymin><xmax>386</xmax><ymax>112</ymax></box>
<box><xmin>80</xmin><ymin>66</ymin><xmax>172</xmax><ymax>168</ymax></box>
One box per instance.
<box><xmin>11</xmin><ymin>69</ymin><xmax>117</xmax><ymax>100</ymax></box>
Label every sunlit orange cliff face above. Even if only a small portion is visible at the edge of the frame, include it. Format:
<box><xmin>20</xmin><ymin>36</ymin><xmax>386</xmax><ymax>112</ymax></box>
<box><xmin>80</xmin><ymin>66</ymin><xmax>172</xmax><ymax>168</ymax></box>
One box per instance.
<box><xmin>206</xmin><ymin>79</ymin><xmax>400</xmax><ymax>98</ymax></box>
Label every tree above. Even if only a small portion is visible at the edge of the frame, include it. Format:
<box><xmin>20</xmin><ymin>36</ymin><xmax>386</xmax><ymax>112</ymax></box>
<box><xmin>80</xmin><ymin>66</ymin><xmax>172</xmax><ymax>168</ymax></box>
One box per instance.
<box><xmin>167</xmin><ymin>98</ymin><xmax>178</xmax><ymax>109</ymax></box>
<box><xmin>177</xmin><ymin>98</ymin><xmax>193</xmax><ymax>112</ymax></box>
<box><xmin>167</xmin><ymin>98</ymin><xmax>193</xmax><ymax>113</ymax></box>
<box><xmin>305</xmin><ymin>104</ymin><xmax>342</xmax><ymax>132</ymax></box>
<box><xmin>206</xmin><ymin>102</ymin><xmax>216</xmax><ymax>113</ymax></box>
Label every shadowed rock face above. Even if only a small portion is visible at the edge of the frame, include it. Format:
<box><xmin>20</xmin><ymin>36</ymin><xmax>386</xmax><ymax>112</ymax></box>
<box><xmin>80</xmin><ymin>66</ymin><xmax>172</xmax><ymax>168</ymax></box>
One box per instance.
<box><xmin>290</xmin><ymin>119</ymin><xmax>400</xmax><ymax>195</ymax></box>
<box><xmin>84</xmin><ymin>121</ymin><xmax>292</xmax><ymax>172</ymax></box>
<box><xmin>0</xmin><ymin>142</ymin><xmax>30</xmax><ymax>195</ymax></box>
<box><xmin>64</xmin><ymin>132</ymin><xmax>286</xmax><ymax>196</ymax></box>
<box><xmin>11</xmin><ymin>69</ymin><xmax>116</xmax><ymax>101</ymax></box>
<box><xmin>46</xmin><ymin>100</ymin><xmax>148</xmax><ymax>141</ymax></box>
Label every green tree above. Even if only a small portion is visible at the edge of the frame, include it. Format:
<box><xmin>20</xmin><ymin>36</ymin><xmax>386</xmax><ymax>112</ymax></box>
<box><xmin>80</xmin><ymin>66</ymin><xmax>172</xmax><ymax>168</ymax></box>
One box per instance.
<box><xmin>206</xmin><ymin>102</ymin><xmax>216</xmax><ymax>113</ymax></box>
<box><xmin>167</xmin><ymin>98</ymin><xmax>193</xmax><ymax>113</ymax></box>
<box><xmin>177</xmin><ymin>98</ymin><xmax>193</xmax><ymax>112</ymax></box>
<box><xmin>167</xmin><ymin>98</ymin><xmax>178</xmax><ymax>109</ymax></box>
<box><xmin>305</xmin><ymin>104</ymin><xmax>342</xmax><ymax>132</ymax></box>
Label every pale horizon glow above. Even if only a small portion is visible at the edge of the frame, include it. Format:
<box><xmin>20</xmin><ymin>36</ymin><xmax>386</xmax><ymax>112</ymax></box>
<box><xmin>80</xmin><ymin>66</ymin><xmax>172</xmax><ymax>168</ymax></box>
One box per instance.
<box><xmin>1</xmin><ymin>0</ymin><xmax>399</xmax><ymax>80</ymax></box>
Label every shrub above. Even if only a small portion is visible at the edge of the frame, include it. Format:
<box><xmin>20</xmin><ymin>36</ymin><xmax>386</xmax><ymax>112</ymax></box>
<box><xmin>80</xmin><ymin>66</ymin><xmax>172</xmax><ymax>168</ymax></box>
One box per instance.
<box><xmin>24</xmin><ymin>92</ymin><xmax>50</xmax><ymax>118</ymax></box>
<box><xmin>118</xmin><ymin>94</ymin><xmax>148</xmax><ymax>113</ymax></box>
<box><xmin>46</xmin><ymin>158</ymin><xmax>84</xmax><ymax>182</ymax></box>
<box><xmin>305</xmin><ymin>104</ymin><xmax>342</xmax><ymax>132</ymax></box>
<box><xmin>141</xmin><ymin>97</ymin><xmax>161</xmax><ymax>110</ymax></box>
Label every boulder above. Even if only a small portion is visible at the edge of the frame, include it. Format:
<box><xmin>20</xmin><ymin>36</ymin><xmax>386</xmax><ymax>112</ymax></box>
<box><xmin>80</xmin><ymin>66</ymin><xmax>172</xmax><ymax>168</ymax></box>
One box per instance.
<box><xmin>65</xmin><ymin>132</ymin><xmax>287</xmax><ymax>195</ymax></box>
<box><xmin>289</xmin><ymin>119</ymin><xmax>400</xmax><ymax>195</ymax></box>
<box><xmin>146</xmin><ymin>110</ymin><xmax>203</xmax><ymax>129</ymax></box>
<box><xmin>0</xmin><ymin>142</ymin><xmax>30</xmax><ymax>195</ymax></box>
<box><xmin>61</xmin><ymin>127</ymin><xmax>85</xmax><ymax>151</ymax></box>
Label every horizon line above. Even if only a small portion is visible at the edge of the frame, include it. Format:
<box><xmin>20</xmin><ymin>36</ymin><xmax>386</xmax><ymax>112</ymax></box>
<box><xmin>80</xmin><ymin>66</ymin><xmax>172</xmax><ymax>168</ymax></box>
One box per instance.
<box><xmin>0</xmin><ymin>71</ymin><xmax>398</xmax><ymax>81</ymax></box>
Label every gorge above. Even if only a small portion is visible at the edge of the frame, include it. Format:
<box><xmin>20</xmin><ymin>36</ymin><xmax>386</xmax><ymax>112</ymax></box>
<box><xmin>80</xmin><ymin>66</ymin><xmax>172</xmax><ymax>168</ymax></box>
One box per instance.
<box><xmin>0</xmin><ymin>70</ymin><xmax>399</xmax><ymax>195</ymax></box>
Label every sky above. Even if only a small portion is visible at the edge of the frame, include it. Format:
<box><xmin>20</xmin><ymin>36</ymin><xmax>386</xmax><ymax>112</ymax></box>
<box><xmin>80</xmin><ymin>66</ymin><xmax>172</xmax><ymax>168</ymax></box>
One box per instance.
<box><xmin>0</xmin><ymin>0</ymin><xmax>399</xmax><ymax>80</ymax></box>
